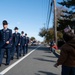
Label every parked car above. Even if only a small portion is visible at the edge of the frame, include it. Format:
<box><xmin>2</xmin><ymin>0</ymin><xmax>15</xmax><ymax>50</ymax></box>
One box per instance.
<box><xmin>31</xmin><ymin>41</ymin><xmax>38</xmax><ymax>46</ymax></box>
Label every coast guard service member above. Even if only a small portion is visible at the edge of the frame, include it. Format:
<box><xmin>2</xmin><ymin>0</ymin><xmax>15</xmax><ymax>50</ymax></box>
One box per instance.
<box><xmin>25</xmin><ymin>33</ymin><xmax>29</xmax><ymax>54</ymax></box>
<box><xmin>11</xmin><ymin>27</ymin><xmax>20</xmax><ymax>59</ymax></box>
<box><xmin>20</xmin><ymin>31</ymin><xmax>25</xmax><ymax>56</ymax></box>
<box><xmin>0</xmin><ymin>20</ymin><xmax>12</xmax><ymax>66</ymax></box>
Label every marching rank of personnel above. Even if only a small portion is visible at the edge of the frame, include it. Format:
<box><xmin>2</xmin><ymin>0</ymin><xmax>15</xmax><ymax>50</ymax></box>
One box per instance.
<box><xmin>0</xmin><ymin>20</ymin><xmax>29</xmax><ymax>66</ymax></box>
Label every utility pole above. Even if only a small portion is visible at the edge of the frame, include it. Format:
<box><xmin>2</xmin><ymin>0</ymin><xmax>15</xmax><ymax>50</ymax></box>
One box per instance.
<box><xmin>53</xmin><ymin>0</ymin><xmax>57</xmax><ymax>44</ymax></box>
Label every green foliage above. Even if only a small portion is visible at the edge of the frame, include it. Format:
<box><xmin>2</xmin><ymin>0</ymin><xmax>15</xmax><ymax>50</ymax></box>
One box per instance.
<box><xmin>57</xmin><ymin>31</ymin><xmax>63</xmax><ymax>40</ymax></box>
<box><xmin>58</xmin><ymin>0</ymin><xmax>75</xmax><ymax>8</ymax></box>
<box><xmin>39</xmin><ymin>27</ymin><xmax>63</xmax><ymax>43</ymax></box>
<box><xmin>57</xmin><ymin>0</ymin><xmax>75</xmax><ymax>31</ymax></box>
<box><xmin>30</xmin><ymin>37</ymin><xmax>35</xmax><ymax>41</ymax></box>
<box><xmin>39</xmin><ymin>27</ymin><xmax>47</xmax><ymax>37</ymax></box>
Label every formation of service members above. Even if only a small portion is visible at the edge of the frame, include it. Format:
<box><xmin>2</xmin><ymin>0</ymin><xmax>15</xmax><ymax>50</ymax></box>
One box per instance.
<box><xmin>0</xmin><ymin>20</ymin><xmax>29</xmax><ymax>66</ymax></box>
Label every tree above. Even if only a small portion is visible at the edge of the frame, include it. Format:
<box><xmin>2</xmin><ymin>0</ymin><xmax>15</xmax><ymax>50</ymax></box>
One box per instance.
<box><xmin>57</xmin><ymin>0</ymin><xmax>75</xmax><ymax>31</ymax></box>
<box><xmin>30</xmin><ymin>37</ymin><xmax>35</xmax><ymax>41</ymax></box>
<box><xmin>39</xmin><ymin>27</ymin><xmax>54</xmax><ymax>43</ymax></box>
<box><xmin>39</xmin><ymin>27</ymin><xmax>47</xmax><ymax>37</ymax></box>
<box><xmin>39</xmin><ymin>27</ymin><xmax>63</xmax><ymax>43</ymax></box>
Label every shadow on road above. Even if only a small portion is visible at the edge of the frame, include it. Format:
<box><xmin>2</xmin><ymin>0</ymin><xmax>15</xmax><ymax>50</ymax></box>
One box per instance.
<box><xmin>42</xmin><ymin>55</ymin><xmax>57</xmax><ymax>58</ymax></box>
<box><xmin>35</xmin><ymin>71</ymin><xmax>58</xmax><ymax>75</ymax></box>
<box><xmin>28</xmin><ymin>46</ymin><xmax>37</xmax><ymax>50</ymax></box>
<box><xmin>29</xmin><ymin>46</ymin><xmax>51</xmax><ymax>53</ymax></box>
<box><xmin>36</xmin><ymin>47</ymin><xmax>49</xmax><ymax>51</ymax></box>
<box><xmin>33</xmin><ymin>58</ymin><xmax>56</xmax><ymax>63</ymax></box>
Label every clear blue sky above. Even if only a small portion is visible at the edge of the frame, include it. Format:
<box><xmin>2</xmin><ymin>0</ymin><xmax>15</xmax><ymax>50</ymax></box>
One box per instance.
<box><xmin>0</xmin><ymin>0</ymin><xmax>62</xmax><ymax>42</ymax></box>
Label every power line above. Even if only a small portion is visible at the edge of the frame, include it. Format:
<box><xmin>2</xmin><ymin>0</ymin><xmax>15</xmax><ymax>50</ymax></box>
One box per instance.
<box><xmin>46</xmin><ymin>0</ymin><xmax>50</xmax><ymax>29</ymax></box>
<box><xmin>47</xmin><ymin>0</ymin><xmax>53</xmax><ymax>30</ymax></box>
<box><xmin>46</xmin><ymin>0</ymin><xmax>53</xmax><ymax>30</ymax></box>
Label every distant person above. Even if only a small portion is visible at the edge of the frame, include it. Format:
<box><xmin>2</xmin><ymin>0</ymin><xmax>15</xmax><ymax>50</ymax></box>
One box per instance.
<box><xmin>0</xmin><ymin>20</ymin><xmax>12</xmax><ymax>66</ymax></box>
<box><xmin>25</xmin><ymin>33</ymin><xmax>29</xmax><ymax>54</ymax></box>
<box><xmin>52</xmin><ymin>43</ymin><xmax>58</xmax><ymax>50</ymax></box>
<box><xmin>20</xmin><ymin>31</ymin><xmax>25</xmax><ymax>56</ymax></box>
<box><xmin>49</xmin><ymin>40</ymin><xmax>54</xmax><ymax>52</ymax></box>
<box><xmin>54</xmin><ymin>26</ymin><xmax>75</xmax><ymax>75</ymax></box>
<box><xmin>11</xmin><ymin>27</ymin><xmax>20</xmax><ymax>59</ymax></box>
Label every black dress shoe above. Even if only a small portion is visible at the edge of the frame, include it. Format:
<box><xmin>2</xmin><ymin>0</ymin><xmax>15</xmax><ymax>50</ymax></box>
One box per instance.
<box><xmin>17</xmin><ymin>57</ymin><xmax>19</xmax><ymax>59</ymax></box>
<box><xmin>19</xmin><ymin>55</ymin><xmax>21</xmax><ymax>57</ymax></box>
<box><xmin>23</xmin><ymin>54</ymin><xmax>25</xmax><ymax>56</ymax></box>
<box><xmin>5</xmin><ymin>63</ymin><xmax>9</xmax><ymax>66</ymax></box>
<box><xmin>11</xmin><ymin>57</ymin><xmax>14</xmax><ymax>60</ymax></box>
<box><xmin>0</xmin><ymin>64</ymin><xmax>1</xmax><ymax>67</ymax></box>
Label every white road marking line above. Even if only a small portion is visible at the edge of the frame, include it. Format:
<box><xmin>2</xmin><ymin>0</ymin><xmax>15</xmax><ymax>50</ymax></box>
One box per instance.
<box><xmin>0</xmin><ymin>46</ymin><xmax>40</xmax><ymax>75</ymax></box>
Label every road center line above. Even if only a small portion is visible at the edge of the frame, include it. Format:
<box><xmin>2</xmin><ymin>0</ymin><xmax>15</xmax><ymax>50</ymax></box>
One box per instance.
<box><xmin>0</xmin><ymin>46</ymin><xmax>40</xmax><ymax>75</ymax></box>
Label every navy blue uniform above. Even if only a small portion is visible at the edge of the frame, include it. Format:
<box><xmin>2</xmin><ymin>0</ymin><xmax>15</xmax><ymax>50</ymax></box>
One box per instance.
<box><xmin>11</xmin><ymin>33</ymin><xmax>20</xmax><ymax>59</ymax></box>
<box><xmin>25</xmin><ymin>37</ymin><xmax>29</xmax><ymax>54</ymax></box>
<box><xmin>0</xmin><ymin>28</ymin><xmax>12</xmax><ymax>65</ymax></box>
<box><xmin>20</xmin><ymin>36</ymin><xmax>25</xmax><ymax>56</ymax></box>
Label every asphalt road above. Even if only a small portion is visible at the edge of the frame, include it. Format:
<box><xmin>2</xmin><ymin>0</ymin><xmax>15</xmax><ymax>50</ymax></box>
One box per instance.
<box><xmin>0</xmin><ymin>45</ymin><xmax>61</xmax><ymax>75</ymax></box>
